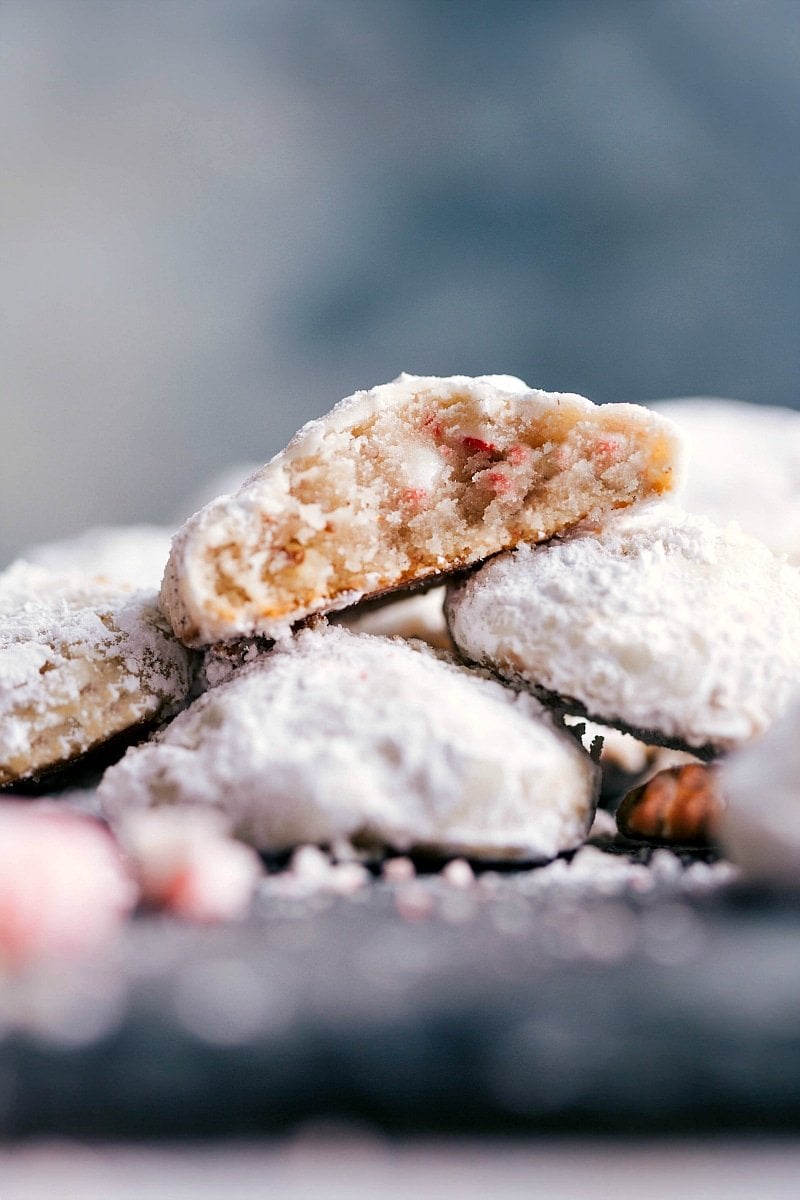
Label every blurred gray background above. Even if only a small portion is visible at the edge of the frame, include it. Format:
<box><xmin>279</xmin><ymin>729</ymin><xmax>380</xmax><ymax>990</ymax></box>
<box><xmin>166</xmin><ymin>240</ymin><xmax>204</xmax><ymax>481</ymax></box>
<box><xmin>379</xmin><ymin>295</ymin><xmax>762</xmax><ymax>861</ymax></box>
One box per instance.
<box><xmin>3</xmin><ymin>0</ymin><xmax>799</xmax><ymax>565</ymax></box>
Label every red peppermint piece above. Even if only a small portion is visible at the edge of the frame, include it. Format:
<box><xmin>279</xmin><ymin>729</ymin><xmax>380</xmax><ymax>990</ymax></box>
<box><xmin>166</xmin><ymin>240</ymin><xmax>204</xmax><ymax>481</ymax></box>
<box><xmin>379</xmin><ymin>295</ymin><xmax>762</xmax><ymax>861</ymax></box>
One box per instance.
<box><xmin>462</xmin><ymin>436</ymin><xmax>497</xmax><ymax>455</ymax></box>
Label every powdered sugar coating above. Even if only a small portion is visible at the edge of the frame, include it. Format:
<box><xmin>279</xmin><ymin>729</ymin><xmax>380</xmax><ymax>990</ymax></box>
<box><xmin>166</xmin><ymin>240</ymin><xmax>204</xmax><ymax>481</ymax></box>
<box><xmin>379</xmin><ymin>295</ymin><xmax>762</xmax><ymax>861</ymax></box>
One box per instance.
<box><xmin>199</xmin><ymin>583</ymin><xmax>452</xmax><ymax>695</ymax></box>
<box><xmin>653</xmin><ymin>398</ymin><xmax>800</xmax><ymax>563</ymax></box>
<box><xmin>719</xmin><ymin>696</ymin><xmax>800</xmax><ymax>882</ymax></box>
<box><xmin>161</xmin><ymin>373</ymin><xmax>681</xmax><ymax>646</ymax></box>
<box><xmin>99</xmin><ymin>623</ymin><xmax>599</xmax><ymax>862</ymax></box>
<box><xmin>0</xmin><ymin>561</ymin><xmax>196</xmax><ymax>784</ymax></box>
<box><xmin>446</xmin><ymin>508</ymin><xmax>800</xmax><ymax>754</ymax></box>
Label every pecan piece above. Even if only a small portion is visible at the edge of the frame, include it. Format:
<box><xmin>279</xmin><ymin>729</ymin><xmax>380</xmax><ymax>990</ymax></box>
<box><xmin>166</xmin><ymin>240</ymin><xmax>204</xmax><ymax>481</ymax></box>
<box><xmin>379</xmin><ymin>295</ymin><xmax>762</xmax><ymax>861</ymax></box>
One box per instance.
<box><xmin>617</xmin><ymin>763</ymin><xmax>723</xmax><ymax>845</ymax></box>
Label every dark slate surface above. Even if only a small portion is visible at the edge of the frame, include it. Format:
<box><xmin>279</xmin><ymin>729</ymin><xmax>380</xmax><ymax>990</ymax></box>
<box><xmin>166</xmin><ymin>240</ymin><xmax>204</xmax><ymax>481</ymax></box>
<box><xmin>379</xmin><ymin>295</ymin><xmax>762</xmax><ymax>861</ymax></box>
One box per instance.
<box><xmin>0</xmin><ymin>852</ymin><xmax>798</xmax><ymax>1139</ymax></box>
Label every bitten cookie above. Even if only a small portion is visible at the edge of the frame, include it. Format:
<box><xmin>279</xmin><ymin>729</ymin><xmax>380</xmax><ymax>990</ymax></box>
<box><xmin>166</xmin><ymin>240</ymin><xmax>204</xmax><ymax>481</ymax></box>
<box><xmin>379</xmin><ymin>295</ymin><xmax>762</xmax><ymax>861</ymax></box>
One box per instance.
<box><xmin>98</xmin><ymin>624</ymin><xmax>599</xmax><ymax>862</ymax></box>
<box><xmin>0</xmin><ymin>562</ymin><xmax>196</xmax><ymax>786</ymax></box>
<box><xmin>446</xmin><ymin>508</ymin><xmax>800</xmax><ymax>756</ymax></box>
<box><xmin>160</xmin><ymin>373</ymin><xmax>681</xmax><ymax>646</ymax></box>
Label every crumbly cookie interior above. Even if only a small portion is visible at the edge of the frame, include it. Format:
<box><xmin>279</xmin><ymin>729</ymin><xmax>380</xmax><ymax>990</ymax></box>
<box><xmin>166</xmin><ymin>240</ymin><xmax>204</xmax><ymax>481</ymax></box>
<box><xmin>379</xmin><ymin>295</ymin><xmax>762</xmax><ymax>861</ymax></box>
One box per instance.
<box><xmin>0</xmin><ymin>566</ymin><xmax>195</xmax><ymax>787</ymax></box>
<box><xmin>202</xmin><ymin>388</ymin><xmax>675</xmax><ymax>630</ymax></box>
<box><xmin>1</xmin><ymin>653</ymin><xmax>157</xmax><ymax>786</ymax></box>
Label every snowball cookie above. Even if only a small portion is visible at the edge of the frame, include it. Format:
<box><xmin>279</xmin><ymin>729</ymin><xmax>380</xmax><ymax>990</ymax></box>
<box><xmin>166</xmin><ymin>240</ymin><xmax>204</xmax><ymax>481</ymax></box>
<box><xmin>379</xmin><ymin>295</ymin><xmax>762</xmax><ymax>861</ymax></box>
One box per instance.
<box><xmin>652</xmin><ymin>398</ymin><xmax>800</xmax><ymax>564</ymax></box>
<box><xmin>334</xmin><ymin>586</ymin><xmax>453</xmax><ymax>651</ymax></box>
<box><xmin>24</xmin><ymin>524</ymin><xmax>172</xmax><ymax>590</ymax></box>
<box><xmin>719</xmin><ymin>698</ymin><xmax>800</xmax><ymax>882</ymax></box>
<box><xmin>446</xmin><ymin>509</ymin><xmax>800</xmax><ymax>756</ymax></box>
<box><xmin>160</xmin><ymin>373</ymin><xmax>682</xmax><ymax>647</ymax></box>
<box><xmin>0</xmin><ymin>562</ymin><xmax>196</xmax><ymax>787</ymax></box>
<box><xmin>98</xmin><ymin>624</ymin><xmax>599</xmax><ymax>862</ymax></box>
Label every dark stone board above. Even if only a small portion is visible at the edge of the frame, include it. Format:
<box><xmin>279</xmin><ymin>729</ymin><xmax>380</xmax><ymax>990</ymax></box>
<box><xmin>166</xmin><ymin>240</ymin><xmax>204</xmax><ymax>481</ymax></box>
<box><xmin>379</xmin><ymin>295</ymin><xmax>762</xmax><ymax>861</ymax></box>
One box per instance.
<box><xmin>0</xmin><ymin>857</ymin><xmax>797</xmax><ymax>1139</ymax></box>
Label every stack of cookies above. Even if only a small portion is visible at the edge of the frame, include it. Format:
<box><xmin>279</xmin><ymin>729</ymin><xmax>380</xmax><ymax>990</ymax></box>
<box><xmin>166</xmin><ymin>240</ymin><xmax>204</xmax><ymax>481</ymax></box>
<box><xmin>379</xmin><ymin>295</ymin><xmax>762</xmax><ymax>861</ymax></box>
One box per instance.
<box><xmin>2</xmin><ymin>374</ymin><xmax>800</xmax><ymax>957</ymax></box>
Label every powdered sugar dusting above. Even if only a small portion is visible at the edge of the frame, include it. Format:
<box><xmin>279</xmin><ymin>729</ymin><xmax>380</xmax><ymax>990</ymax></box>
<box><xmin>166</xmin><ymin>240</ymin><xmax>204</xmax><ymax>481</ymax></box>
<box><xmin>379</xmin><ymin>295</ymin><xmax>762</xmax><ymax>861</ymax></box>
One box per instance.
<box><xmin>99</xmin><ymin>623</ymin><xmax>599</xmax><ymax>862</ymax></box>
<box><xmin>446</xmin><ymin>507</ymin><xmax>800</xmax><ymax>753</ymax></box>
<box><xmin>516</xmin><ymin>845</ymin><xmax>739</xmax><ymax>899</ymax></box>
